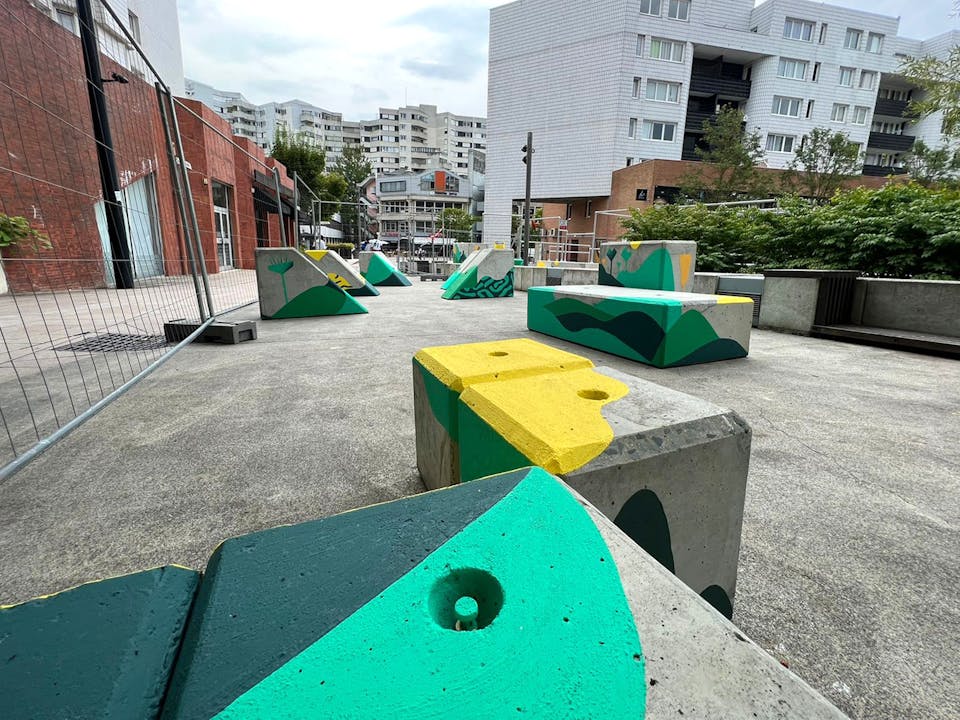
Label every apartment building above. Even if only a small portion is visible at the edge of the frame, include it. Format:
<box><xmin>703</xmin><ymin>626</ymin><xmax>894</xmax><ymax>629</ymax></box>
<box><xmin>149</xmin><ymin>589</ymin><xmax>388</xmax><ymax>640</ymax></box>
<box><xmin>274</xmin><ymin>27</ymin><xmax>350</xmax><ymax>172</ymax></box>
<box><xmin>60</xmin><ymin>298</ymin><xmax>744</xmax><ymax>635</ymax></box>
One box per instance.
<box><xmin>375</xmin><ymin>170</ymin><xmax>473</xmax><ymax>242</ymax></box>
<box><xmin>362</xmin><ymin>104</ymin><xmax>487</xmax><ymax>176</ymax></box>
<box><xmin>484</xmin><ymin>0</ymin><xmax>958</xmax><ymax>242</ymax></box>
<box><xmin>29</xmin><ymin>0</ymin><xmax>185</xmax><ymax>94</ymax></box>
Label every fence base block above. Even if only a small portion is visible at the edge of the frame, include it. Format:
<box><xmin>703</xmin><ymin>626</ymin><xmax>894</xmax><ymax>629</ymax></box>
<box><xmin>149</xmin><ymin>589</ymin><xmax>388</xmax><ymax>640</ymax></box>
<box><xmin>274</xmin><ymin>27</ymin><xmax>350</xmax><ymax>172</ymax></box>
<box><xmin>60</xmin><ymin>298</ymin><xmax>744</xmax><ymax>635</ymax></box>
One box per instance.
<box><xmin>164</xmin><ymin>319</ymin><xmax>257</xmax><ymax>344</ymax></box>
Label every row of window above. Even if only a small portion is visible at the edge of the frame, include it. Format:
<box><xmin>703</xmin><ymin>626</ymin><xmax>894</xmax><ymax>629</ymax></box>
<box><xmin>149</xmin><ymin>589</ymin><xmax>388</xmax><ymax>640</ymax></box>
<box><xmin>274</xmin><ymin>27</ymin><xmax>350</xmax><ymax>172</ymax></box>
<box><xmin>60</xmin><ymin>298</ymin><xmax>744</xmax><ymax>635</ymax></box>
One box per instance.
<box><xmin>775</xmin><ymin>57</ymin><xmax>876</xmax><ymax>89</ymax></box>
<box><xmin>627</xmin><ymin>118</ymin><xmax>677</xmax><ymax>142</ymax></box>
<box><xmin>638</xmin><ymin>0</ymin><xmax>690</xmax><ymax>21</ymax></box>
<box><xmin>765</xmin><ymin>133</ymin><xmax>865</xmax><ymax>156</ymax></box>
<box><xmin>772</xmin><ymin>94</ymin><xmax>874</xmax><ymax>121</ymax></box>
<box><xmin>635</xmin><ymin>35</ymin><xmax>685</xmax><ymax>63</ymax></box>
<box><xmin>631</xmin><ymin>78</ymin><xmax>682</xmax><ymax>102</ymax></box>
<box><xmin>783</xmin><ymin>17</ymin><xmax>884</xmax><ymax>54</ymax></box>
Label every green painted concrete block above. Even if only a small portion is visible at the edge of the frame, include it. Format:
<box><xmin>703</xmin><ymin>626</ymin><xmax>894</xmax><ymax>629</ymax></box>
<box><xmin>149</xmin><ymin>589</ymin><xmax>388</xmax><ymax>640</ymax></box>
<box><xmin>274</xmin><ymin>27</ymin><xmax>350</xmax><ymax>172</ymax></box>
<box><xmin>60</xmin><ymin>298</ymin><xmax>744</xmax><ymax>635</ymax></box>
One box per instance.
<box><xmin>527</xmin><ymin>285</ymin><xmax>753</xmax><ymax>367</ymax></box>
<box><xmin>456</xmin><ymin>365</ymin><xmax>752</xmax><ymax>618</ymax></box>
<box><xmin>442</xmin><ymin>248</ymin><xmax>514</xmax><ymax>299</ymax></box>
<box><xmin>255</xmin><ymin>248</ymin><xmax>368</xmax><ymax>319</ymax></box>
<box><xmin>0</xmin><ymin>566</ymin><xmax>199</xmax><ymax>720</ymax></box>
<box><xmin>305</xmin><ymin>249</ymin><xmax>380</xmax><ymax>296</ymax></box>
<box><xmin>412</xmin><ymin>339</ymin><xmax>594</xmax><ymax>490</ymax></box>
<box><xmin>599</xmin><ymin>240</ymin><xmax>697</xmax><ymax>292</ymax></box>
<box><xmin>359</xmin><ymin>251</ymin><xmax>412</xmax><ymax>287</ymax></box>
<box><xmin>160</xmin><ymin>467</ymin><xmax>645</xmax><ymax>719</ymax></box>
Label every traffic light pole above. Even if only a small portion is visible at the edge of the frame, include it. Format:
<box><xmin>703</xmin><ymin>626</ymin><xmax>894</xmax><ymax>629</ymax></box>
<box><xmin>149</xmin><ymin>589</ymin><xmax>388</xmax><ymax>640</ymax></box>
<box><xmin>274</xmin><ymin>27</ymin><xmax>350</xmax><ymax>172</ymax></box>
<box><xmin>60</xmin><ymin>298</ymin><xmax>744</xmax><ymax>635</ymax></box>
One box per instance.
<box><xmin>521</xmin><ymin>131</ymin><xmax>533</xmax><ymax>265</ymax></box>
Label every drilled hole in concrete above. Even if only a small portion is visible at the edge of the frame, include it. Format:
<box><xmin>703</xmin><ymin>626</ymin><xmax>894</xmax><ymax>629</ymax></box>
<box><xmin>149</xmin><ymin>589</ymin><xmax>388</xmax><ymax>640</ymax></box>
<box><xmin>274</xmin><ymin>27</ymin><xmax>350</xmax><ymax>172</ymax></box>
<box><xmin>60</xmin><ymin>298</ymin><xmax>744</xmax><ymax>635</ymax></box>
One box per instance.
<box><xmin>429</xmin><ymin>568</ymin><xmax>504</xmax><ymax>631</ymax></box>
<box><xmin>578</xmin><ymin>389</ymin><xmax>609</xmax><ymax>401</ymax></box>
<box><xmin>489</xmin><ymin>351</ymin><xmax>509</xmax><ymax>357</ymax></box>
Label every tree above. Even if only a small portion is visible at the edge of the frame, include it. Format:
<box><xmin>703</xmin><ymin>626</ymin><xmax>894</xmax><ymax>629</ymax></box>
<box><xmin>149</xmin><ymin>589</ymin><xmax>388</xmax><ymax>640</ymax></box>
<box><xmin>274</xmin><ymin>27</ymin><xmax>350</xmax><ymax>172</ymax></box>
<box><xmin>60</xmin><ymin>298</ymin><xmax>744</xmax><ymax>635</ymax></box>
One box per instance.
<box><xmin>781</xmin><ymin>128</ymin><xmax>862</xmax><ymax>202</ymax></box>
<box><xmin>269</xmin><ymin>128</ymin><xmax>346</xmax><ymax>220</ymax></box>
<box><xmin>679</xmin><ymin>106</ymin><xmax>769</xmax><ymax>203</ymax></box>
<box><xmin>437</xmin><ymin>208</ymin><xmax>478</xmax><ymax>240</ymax></box>
<box><xmin>903</xmin><ymin>139</ymin><xmax>960</xmax><ymax>187</ymax></box>
<box><xmin>330</xmin><ymin>145</ymin><xmax>373</xmax><ymax>244</ymax></box>
<box><xmin>900</xmin><ymin>46</ymin><xmax>960</xmax><ymax>138</ymax></box>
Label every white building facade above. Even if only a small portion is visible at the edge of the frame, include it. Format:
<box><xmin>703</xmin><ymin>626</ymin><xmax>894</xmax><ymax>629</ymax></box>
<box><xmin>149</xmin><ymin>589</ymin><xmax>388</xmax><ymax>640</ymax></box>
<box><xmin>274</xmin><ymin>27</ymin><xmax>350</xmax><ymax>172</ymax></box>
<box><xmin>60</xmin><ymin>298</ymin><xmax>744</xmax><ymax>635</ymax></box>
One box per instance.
<box><xmin>484</xmin><ymin>0</ymin><xmax>958</xmax><ymax>242</ymax></box>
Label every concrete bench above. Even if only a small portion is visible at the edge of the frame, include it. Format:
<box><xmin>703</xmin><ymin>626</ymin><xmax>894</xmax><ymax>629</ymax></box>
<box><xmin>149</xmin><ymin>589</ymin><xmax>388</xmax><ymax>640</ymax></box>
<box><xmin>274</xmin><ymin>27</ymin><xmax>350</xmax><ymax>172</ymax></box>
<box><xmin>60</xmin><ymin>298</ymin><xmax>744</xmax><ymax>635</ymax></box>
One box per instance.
<box><xmin>528</xmin><ymin>285</ymin><xmax>753</xmax><ymax>367</ymax></box>
<box><xmin>255</xmin><ymin>248</ymin><xmax>368</xmax><ymax>319</ymax></box>
<box><xmin>413</xmin><ymin>338</ymin><xmax>593</xmax><ymax>490</ymax></box>
<box><xmin>456</xmin><ymin>364</ymin><xmax>751</xmax><ymax>617</ymax></box>
<box><xmin>359</xmin><ymin>251</ymin><xmax>412</xmax><ymax>287</ymax></box>
<box><xmin>600</xmin><ymin>240</ymin><xmax>697</xmax><ymax>292</ymax></box>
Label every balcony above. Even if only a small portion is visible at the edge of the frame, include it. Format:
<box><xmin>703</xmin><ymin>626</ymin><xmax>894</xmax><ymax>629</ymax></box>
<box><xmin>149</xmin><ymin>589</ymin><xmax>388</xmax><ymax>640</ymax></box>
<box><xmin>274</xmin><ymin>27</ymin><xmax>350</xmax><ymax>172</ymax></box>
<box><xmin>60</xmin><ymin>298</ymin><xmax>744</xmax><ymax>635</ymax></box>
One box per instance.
<box><xmin>867</xmin><ymin>132</ymin><xmax>915</xmax><ymax>152</ymax></box>
<box><xmin>689</xmin><ymin>75</ymin><xmax>752</xmax><ymax>98</ymax></box>
<box><xmin>874</xmin><ymin>98</ymin><xmax>909</xmax><ymax>117</ymax></box>
<box><xmin>861</xmin><ymin>164</ymin><xmax>908</xmax><ymax>177</ymax></box>
<box><xmin>684</xmin><ymin>109</ymin><xmax>717</xmax><ymax>133</ymax></box>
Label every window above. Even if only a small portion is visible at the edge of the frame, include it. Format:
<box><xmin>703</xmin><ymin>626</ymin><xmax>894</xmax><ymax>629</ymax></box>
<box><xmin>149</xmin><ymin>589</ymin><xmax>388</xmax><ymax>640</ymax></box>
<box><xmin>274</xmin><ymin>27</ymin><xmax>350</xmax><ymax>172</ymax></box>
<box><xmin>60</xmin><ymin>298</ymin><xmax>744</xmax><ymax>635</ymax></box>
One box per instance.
<box><xmin>766</xmin><ymin>134</ymin><xmax>795</xmax><ymax>153</ymax></box>
<box><xmin>380</xmin><ymin>180</ymin><xmax>406</xmax><ymax>192</ymax></box>
<box><xmin>819</xmin><ymin>23</ymin><xmax>828</xmax><ymax>44</ymax></box>
<box><xmin>783</xmin><ymin>17</ymin><xmax>814</xmax><ymax>41</ymax></box>
<box><xmin>632</xmin><ymin>77</ymin><xmax>642</xmax><ymax>99</ymax></box>
<box><xmin>642</xmin><ymin>120</ymin><xmax>676</xmax><ymax>141</ymax></box>
<box><xmin>628</xmin><ymin>118</ymin><xmax>638</xmax><ymax>138</ymax></box>
<box><xmin>638</xmin><ymin>0</ymin><xmax>661</xmax><ymax>15</ymax></box>
<box><xmin>831</xmin><ymin>103</ymin><xmax>848</xmax><ymax>122</ymax></box>
<box><xmin>127</xmin><ymin>11</ymin><xmax>141</xmax><ymax>42</ymax></box>
<box><xmin>585</xmin><ymin>200</ymin><xmax>593</xmax><ymax>218</ymax></box>
<box><xmin>812</xmin><ymin>62</ymin><xmax>821</xmax><ymax>82</ymax></box>
<box><xmin>860</xmin><ymin>70</ymin><xmax>877</xmax><ymax>90</ymax></box>
<box><xmin>56</xmin><ymin>9</ymin><xmax>76</xmax><ymax>32</ymax></box>
<box><xmin>645</xmin><ymin>80</ymin><xmax>681</xmax><ymax>102</ymax></box>
<box><xmin>626</xmin><ymin>157</ymin><xmax>634</xmax><ymax>166</ymax></box>
<box><xmin>777</xmin><ymin>58</ymin><xmax>808</xmax><ymax>80</ymax></box>
<box><xmin>772</xmin><ymin>96</ymin><xmax>802</xmax><ymax>117</ymax></box>
<box><xmin>806</xmin><ymin>99</ymin><xmax>815</xmax><ymax>118</ymax></box>
<box><xmin>844</xmin><ymin>28</ymin><xmax>862</xmax><ymax>50</ymax></box>
<box><xmin>866</xmin><ymin>33</ymin><xmax>884</xmax><ymax>54</ymax></box>
<box><xmin>852</xmin><ymin>106</ymin><xmax>869</xmax><ymax>125</ymax></box>
<box><xmin>650</xmin><ymin>37</ymin><xmax>684</xmax><ymax>62</ymax></box>
<box><xmin>636</xmin><ymin>34</ymin><xmax>644</xmax><ymax>56</ymax></box>
<box><xmin>839</xmin><ymin>67</ymin><xmax>855</xmax><ymax>87</ymax></box>
<box><xmin>667</xmin><ymin>0</ymin><xmax>690</xmax><ymax>21</ymax></box>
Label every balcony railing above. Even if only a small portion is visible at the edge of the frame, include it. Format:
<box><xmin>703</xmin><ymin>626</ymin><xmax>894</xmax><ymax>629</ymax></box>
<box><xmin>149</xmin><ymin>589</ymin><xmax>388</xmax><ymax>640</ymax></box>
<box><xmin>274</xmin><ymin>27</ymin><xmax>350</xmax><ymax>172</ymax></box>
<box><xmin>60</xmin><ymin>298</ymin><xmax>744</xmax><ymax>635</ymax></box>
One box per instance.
<box><xmin>684</xmin><ymin>109</ymin><xmax>717</xmax><ymax>132</ymax></box>
<box><xmin>867</xmin><ymin>132</ymin><xmax>915</xmax><ymax>152</ymax></box>
<box><xmin>861</xmin><ymin>164</ymin><xmax>908</xmax><ymax>176</ymax></box>
<box><xmin>874</xmin><ymin>98</ymin><xmax>910</xmax><ymax>117</ymax></box>
<box><xmin>689</xmin><ymin>75</ymin><xmax>751</xmax><ymax>99</ymax></box>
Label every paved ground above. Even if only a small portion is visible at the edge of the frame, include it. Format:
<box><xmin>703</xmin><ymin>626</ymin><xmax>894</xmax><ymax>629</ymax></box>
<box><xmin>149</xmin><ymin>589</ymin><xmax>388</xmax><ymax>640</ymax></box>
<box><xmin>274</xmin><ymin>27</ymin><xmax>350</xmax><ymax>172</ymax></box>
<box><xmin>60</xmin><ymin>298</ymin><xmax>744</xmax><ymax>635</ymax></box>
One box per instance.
<box><xmin>0</xmin><ymin>279</ymin><xmax>957</xmax><ymax>720</ymax></box>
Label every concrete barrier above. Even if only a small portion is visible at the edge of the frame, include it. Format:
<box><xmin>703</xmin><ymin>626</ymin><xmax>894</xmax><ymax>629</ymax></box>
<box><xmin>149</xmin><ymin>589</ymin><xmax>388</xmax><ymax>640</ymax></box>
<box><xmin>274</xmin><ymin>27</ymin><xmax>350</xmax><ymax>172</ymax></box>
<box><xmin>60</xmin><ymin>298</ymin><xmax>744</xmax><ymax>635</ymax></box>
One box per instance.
<box><xmin>851</xmin><ymin>278</ymin><xmax>960</xmax><ymax>337</ymax></box>
<box><xmin>255</xmin><ymin>248</ymin><xmax>368</xmax><ymax>319</ymax></box>
<box><xmin>413</xmin><ymin>339</ymin><xmax>593</xmax><ymax>490</ymax></box>
<box><xmin>0</xmin><ymin>566</ymin><xmax>199</xmax><ymax>720</ymax></box>
<box><xmin>528</xmin><ymin>285</ymin><xmax>753</xmax><ymax>367</ymax></box>
<box><xmin>359</xmin><ymin>251</ymin><xmax>412</xmax><ymax>287</ymax></box>
<box><xmin>600</xmin><ymin>240</ymin><xmax>697</xmax><ymax>292</ymax></box>
<box><xmin>442</xmin><ymin>248</ymin><xmax>514</xmax><ymax>300</ymax></box>
<box><xmin>456</xmin><ymin>365</ymin><xmax>751</xmax><ymax>617</ymax></box>
<box><xmin>157</xmin><ymin>468</ymin><xmax>842</xmax><ymax>719</ymax></box>
<box><xmin>515</xmin><ymin>264</ymin><xmax>601</xmax><ymax>291</ymax></box>
<box><xmin>304</xmin><ymin>249</ymin><xmax>379</xmax><ymax>296</ymax></box>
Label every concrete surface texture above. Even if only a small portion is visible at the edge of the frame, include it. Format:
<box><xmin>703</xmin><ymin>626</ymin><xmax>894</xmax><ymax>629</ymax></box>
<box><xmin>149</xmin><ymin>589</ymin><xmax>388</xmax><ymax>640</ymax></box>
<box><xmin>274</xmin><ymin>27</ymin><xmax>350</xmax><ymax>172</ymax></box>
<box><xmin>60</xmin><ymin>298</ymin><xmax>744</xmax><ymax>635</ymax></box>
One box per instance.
<box><xmin>599</xmin><ymin>240</ymin><xmax>697</xmax><ymax>292</ymax></box>
<box><xmin>456</xmin><ymin>363</ymin><xmax>751</xmax><ymax>617</ymax></box>
<box><xmin>0</xmin><ymin>282</ymin><xmax>957</xmax><ymax>719</ymax></box>
<box><xmin>254</xmin><ymin>248</ymin><xmax>367</xmax><ymax>319</ymax></box>
<box><xmin>851</xmin><ymin>278</ymin><xmax>960</xmax><ymax>337</ymax></box>
<box><xmin>527</xmin><ymin>285</ymin><xmax>753</xmax><ymax>367</ymax></box>
<box><xmin>759</xmin><ymin>276</ymin><xmax>821</xmax><ymax>333</ymax></box>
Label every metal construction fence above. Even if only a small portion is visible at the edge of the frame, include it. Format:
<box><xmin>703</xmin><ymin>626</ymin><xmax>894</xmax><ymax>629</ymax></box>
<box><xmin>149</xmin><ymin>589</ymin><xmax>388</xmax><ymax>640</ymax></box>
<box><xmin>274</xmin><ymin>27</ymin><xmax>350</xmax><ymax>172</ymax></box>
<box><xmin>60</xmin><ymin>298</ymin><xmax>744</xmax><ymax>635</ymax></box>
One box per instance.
<box><xmin>0</xmin><ymin>0</ymin><xmax>306</xmax><ymax>476</ymax></box>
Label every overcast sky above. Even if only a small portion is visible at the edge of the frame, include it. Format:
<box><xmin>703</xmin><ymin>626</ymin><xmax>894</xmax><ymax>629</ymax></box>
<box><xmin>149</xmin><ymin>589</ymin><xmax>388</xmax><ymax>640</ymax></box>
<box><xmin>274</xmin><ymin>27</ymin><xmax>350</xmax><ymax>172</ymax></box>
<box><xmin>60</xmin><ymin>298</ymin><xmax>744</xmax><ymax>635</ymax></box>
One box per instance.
<box><xmin>177</xmin><ymin>0</ymin><xmax>958</xmax><ymax>120</ymax></box>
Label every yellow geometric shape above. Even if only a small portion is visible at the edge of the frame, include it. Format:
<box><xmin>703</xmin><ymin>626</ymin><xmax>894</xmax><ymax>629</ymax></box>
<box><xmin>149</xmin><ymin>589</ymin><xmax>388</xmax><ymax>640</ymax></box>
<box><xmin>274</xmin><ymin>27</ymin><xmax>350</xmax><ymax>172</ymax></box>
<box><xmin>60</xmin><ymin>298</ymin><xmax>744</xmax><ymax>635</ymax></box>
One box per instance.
<box><xmin>414</xmin><ymin>338</ymin><xmax>593</xmax><ymax>393</ymax></box>
<box><xmin>460</xmin><ymin>368</ymin><xmax>629</xmax><ymax>474</ymax></box>
<box><xmin>304</xmin><ymin>250</ymin><xmax>328</xmax><ymax>262</ymax></box>
<box><xmin>679</xmin><ymin>253</ymin><xmax>693</xmax><ymax>289</ymax></box>
<box><xmin>629</xmin><ymin>241</ymin><xmax>642</xmax><ymax>250</ymax></box>
<box><xmin>715</xmin><ymin>295</ymin><xmax>754</xmax><ymax>305</ymax></box>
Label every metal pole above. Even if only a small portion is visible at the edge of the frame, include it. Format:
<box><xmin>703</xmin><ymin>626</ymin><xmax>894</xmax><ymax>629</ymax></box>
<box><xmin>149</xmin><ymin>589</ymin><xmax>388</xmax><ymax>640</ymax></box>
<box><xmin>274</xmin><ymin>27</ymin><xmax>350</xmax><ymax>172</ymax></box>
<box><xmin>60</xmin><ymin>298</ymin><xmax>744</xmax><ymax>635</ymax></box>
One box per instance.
<box><xmin>522</xmin><ymin>131</ymin><xmax>533</xmax><ymax>266</ymax></box>
<box><xmin>273</xmin><ymin>167</ymin><xmax>288</xmax><ymax>247</ymax></box>
<box><xmin>76</xmin><ymin>0</ymin><xmax>133</xmax><ymax>289</ymax></box>
<box><xmin>155</xmin><ymin>82</ymin><xmax>207</xmax><ymax>320</ymax></box>
<box><xmin>165</xmin><ymin>88</ymin><xmax>215</xmax><ymax>315</ymax></box>
<box><xmin>293</xmin><ymin>171</ymin><xmax>300</xmax><ymax>248</ymax></box>
<box><xmin>356</xmin><ymin>186</ymin><xmax>362</xmax><ymax>249</ymax></box>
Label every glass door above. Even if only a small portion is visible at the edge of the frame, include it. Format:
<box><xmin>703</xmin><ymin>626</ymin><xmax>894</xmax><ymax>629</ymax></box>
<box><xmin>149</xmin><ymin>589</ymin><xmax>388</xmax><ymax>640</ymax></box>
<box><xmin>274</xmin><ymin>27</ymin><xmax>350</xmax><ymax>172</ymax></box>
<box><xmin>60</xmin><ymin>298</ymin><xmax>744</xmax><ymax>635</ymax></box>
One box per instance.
<box><xmin>212</xmin><ymin>183</ymin><xmax>233</xmax><ymax>269</ymax></box>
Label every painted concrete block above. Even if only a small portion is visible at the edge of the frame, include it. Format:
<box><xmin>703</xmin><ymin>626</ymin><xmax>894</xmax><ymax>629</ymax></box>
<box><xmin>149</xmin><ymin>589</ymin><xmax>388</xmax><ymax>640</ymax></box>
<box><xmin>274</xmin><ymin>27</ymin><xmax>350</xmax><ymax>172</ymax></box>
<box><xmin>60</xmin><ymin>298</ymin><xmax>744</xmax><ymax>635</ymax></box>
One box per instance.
<box><xmin>600</xmin><ymin>240</ymin><xmax>697</xmax><ymax>292</ymax></box>
<box><xmin>528</xmin><ymin>285</ymin><xmax>753</xmax><ymax>367</ymax></box>
<box><xmin>0</xmin><ymin>566</ymin><xmax>199</xmax><ymax>720</ymax></box>
<box><xmin>441</xmin><ymin>247</ymin><xmax>484</xmax><ymax>290</ymax></box>
<box><xmin>442</xmin><ymin>248</ymin><xmax>514</xmax><ymax>299</ymax></box>
<box><xmin>359</xmin><ymin>251</ymin><xmax>412</xmax><ymax>287</ymax></box>
<box><xmin>413</xmin><ymin>338</ymin><xmax>594</xmax><ymax>490</ymax></box>
<box><xmin>159</xmin><ymin>467</ymin><xmax>646</xmax><ymax>719</ymax></box>
<box><xmin>304</xmin><ymin>249</ymin><xmax>379</xmax><ymax>296</ymax></box>
<box><xmin>453</xmin><ymin>241</ymin><xmax>481</xmax><ymax>264</ymax></box>
<box><xmin>255</xmin><ymin>248</ymin><xmax>368</xmax><ymax>319</ymax></box>
<box><xmin>457</xmin><ymin>365</ymin><xmax>751</xmax><ymax>617</ymax></box>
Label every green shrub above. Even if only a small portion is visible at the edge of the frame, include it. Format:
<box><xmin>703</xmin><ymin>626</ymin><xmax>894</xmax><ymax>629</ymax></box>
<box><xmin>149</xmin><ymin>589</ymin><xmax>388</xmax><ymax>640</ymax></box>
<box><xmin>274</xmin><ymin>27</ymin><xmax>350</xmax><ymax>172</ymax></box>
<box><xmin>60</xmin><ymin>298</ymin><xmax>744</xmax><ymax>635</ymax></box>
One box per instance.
<box><xmin>0</xmin><ymin>214</ymin><xmax>50</xmax><ymax>250</ymax></box>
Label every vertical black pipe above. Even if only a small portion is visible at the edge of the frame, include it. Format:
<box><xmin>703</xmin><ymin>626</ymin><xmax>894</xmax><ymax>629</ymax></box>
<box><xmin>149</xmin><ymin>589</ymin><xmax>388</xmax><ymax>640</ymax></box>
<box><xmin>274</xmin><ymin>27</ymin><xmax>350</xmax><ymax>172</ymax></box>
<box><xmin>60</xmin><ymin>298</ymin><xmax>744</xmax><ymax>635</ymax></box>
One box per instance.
<box><xmin>522</xmin><ymin>131</ymin><xmax>533</xmax><ymax>265</ymax></box>
<box><xmin>76</xmin><ymin>0</ymin><xmax>133</xmax><ymax>289</ymax></box>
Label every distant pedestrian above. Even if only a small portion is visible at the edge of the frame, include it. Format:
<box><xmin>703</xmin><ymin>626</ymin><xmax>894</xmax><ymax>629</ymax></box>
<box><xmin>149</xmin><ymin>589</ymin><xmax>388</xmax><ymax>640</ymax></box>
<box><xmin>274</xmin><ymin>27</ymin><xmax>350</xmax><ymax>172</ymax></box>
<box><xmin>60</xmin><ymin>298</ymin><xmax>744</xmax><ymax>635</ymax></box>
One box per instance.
<box><xmin>372</xmin><ymin>237</ymin><xmax>383</xmax><ymax>251</ymax></box>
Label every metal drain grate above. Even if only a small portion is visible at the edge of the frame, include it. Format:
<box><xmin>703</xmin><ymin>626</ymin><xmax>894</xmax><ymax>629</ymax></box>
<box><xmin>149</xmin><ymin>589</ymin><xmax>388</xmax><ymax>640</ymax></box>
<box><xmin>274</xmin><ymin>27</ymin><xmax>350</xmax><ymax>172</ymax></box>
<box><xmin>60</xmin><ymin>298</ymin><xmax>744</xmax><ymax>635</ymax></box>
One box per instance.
<box><xmin>57</xmin><ymin>332</ymin><xmax>170</xmax><ymax>353</ymax></box>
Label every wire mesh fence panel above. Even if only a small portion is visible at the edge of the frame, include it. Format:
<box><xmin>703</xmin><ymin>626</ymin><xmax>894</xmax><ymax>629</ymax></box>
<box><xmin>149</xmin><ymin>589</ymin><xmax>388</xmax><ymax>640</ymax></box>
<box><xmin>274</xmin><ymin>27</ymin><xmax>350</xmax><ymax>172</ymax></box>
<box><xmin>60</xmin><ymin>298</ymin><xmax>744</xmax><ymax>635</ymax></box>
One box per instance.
<box><xmin>0</xmin><ymin>0</ymin><xmax>215</xmax><ymax>471</ymax></box>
